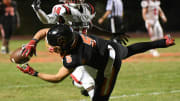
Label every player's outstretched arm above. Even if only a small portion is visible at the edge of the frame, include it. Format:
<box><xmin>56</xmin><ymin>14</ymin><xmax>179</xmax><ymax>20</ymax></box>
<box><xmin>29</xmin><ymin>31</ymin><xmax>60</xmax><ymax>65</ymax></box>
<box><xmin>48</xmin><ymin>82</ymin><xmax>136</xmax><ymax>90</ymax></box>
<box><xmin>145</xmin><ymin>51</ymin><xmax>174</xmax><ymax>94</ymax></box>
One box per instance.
<box><xmin>17</xmin><ymin>64</ymin><xmax>73</xmax><ymax>83</ymax></box>
<box><xmin>22</xmin><ymin>28</ymin><xmax>49</xmax><ymax>57</ymax></box>
<box><xmin>38</xmin><ymin>66</ymin><xmax>74</xmax><ymax>83</ymax></box>
<box><xmin>31</xmin><ymin>0</ymin><xmax>57</xmax><ymax>24</ymax></box>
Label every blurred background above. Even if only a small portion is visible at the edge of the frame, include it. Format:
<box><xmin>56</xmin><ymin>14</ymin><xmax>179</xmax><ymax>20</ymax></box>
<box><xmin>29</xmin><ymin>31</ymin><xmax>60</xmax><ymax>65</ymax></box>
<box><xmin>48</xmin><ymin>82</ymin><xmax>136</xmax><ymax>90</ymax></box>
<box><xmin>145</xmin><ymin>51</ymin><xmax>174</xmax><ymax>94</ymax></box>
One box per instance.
<box><xmin>9</xmin><ymin>0</ymin><xmax>180</xmax><ymax>35</ymax></box>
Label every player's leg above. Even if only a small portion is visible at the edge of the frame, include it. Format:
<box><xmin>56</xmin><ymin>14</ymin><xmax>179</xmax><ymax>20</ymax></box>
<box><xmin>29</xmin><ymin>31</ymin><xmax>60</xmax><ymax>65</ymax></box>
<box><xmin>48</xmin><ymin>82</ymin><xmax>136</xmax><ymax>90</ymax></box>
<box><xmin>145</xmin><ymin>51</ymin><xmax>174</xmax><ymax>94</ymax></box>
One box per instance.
<box><xmin>0</xmin><ymin>24</ymin><xmax>6</xmax><ymax>54</ymax></box>
<box><xmin>146</xmin><ymin>21</ymin><xmax>155</xmax><ymax>41</ymax></box>
<box><xmin>71</xmin><ymin>66</ymin><xmax>96</xmax><ymax>99</ymax></box>
<box><xmin>154</xmin><ymin>21</ymin><xmax>164</xmax><ymax>39</ymax></box>
<box><xmin>146</xmin><ymin>21</ymin><xmax>160</xmax><ymax>57</ymax></box>
<box><xmin>124</xmin><ymin>35</ymin><xmax>175</xmax><ymax>59</ymax></box>
<box><xmin>93</xmin><ymin>45</ymin><xmax>121</xmax><ymax>101</ymax></box>
<box><xmin>0</xmin><ymin>24</ymin><xmax>11</xmax><ymax>54</ymax></box>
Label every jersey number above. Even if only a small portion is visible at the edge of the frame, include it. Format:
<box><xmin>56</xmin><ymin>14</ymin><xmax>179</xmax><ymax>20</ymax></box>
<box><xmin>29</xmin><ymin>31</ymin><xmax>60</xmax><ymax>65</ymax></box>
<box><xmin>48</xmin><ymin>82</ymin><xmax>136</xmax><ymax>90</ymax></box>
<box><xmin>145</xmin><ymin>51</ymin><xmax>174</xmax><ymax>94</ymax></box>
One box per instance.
<box><xmin>54</xmin><ymin>7</ymin><xmax>61</xmax><ymax>15</ymax></box>
<box><xmin>65</xmin><ymin>55</ymin><xmax>72</xmax><ymax>63</ymax></box>
<box><xmin>154</xmin><ymin>8</ymin><xmax>158</xmax><ymax>15</ymax></box>
<box><xmin>80</xmin><ymin>34</ymin><xmax>96</xmax><ymax>47</ymax></box>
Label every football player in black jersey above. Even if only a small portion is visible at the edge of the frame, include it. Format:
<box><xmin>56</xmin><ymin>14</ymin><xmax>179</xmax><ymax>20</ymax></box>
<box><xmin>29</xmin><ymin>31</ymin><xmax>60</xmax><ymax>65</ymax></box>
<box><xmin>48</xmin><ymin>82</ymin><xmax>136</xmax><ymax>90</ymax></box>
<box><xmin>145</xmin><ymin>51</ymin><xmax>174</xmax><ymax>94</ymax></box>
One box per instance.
<box><xmin>16</xmin><ymin>24</ymin><xmax>175</xmax><ymax>101</ymax></box>
<box><xmin>0</xmin><ymin>0</ymin><xmax>20</xmax><ymax>54</ymax></box>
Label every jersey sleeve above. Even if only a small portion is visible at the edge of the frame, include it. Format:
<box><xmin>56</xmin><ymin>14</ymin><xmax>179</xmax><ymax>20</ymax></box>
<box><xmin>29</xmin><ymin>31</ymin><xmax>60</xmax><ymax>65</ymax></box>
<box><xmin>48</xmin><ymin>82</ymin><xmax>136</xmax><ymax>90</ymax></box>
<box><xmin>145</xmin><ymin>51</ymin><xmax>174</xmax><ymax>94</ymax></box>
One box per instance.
<box><xmin>106</xmin><ymin>0</ymin><xmax>113</xmax><ymax>11</ymax></box>
<box><xmin>141</xmin><ymin>0</ymin><xmax>148</xmax><ymax>8</ymax></box>
<box><xmin>63</xmin><ymin>55</ymin><xmax>78</xmax><ymax>69</ymax></box>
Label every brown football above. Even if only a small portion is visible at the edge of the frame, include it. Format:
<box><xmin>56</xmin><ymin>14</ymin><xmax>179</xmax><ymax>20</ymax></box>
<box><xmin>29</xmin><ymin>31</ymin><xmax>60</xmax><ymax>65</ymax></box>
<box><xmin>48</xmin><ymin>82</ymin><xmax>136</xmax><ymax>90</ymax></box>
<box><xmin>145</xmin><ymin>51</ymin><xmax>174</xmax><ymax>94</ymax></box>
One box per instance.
<box><xmin>10</xmin><ymin>47</ymin><xmax>33</xmax><ymax>64</ymax></box>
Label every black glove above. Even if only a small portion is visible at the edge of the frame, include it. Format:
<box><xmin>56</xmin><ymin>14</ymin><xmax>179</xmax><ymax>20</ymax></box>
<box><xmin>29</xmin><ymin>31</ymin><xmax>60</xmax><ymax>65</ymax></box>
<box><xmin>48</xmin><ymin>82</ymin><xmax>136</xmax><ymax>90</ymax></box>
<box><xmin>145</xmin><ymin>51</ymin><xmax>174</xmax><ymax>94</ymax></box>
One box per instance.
<box><xmin>111</xmin><ymin>33</ymin><xmax>129</xmax><ymax>45</ymax></box>
<box><xmin>81</xmin><ymin>89</ymin><xmax>89</xmax><ymax>97</ymax></box>
<box><xmin>32</xmin><ymin>0</ymin><xmax>41</xmax><ymax>11</ymax></box>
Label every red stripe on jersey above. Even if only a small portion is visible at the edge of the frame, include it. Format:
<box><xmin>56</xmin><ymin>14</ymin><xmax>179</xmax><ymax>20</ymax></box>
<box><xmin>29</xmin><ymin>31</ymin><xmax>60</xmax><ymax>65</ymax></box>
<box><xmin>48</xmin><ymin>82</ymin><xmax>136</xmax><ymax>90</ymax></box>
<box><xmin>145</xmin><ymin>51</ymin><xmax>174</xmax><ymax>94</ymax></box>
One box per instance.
<box><xmin>88</xmin><ymin>3</ymin><xmax>95</xmax><ymax>14</ymax></box>
<box><xmin>63</xmin><ymin>5</ymin><xmax>71</xmax><ymax>14</ymax></box>
<box><xmin>70</xmin><ymin>74</ymin><xmax>82</xmax><ymax>84</ymax></box>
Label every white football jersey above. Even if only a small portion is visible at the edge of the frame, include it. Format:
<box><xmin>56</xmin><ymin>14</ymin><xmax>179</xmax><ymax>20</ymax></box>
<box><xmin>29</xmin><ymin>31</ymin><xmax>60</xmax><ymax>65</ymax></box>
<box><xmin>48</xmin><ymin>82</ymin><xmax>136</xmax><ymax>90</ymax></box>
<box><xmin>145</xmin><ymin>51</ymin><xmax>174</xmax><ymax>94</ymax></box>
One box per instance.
<box><xmin>141</xmin><ymin>0</ymin><xmax>160</xmax><ymax>21</ymax></box>
<box><xmin>49</xmin><ymin>3</ymin><xmax>95</xmax><ymax>29</ymax></box>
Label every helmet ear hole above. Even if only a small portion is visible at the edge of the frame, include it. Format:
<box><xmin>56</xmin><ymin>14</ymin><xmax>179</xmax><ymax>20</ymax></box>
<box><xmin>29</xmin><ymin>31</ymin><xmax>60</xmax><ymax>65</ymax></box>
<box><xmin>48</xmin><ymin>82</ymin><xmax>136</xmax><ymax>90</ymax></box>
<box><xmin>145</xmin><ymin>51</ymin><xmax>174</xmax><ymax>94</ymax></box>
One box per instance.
<box><xmin>57</xmin><ymin>36</ymin><xmax>66</xmax><ymax>46</ymax></box>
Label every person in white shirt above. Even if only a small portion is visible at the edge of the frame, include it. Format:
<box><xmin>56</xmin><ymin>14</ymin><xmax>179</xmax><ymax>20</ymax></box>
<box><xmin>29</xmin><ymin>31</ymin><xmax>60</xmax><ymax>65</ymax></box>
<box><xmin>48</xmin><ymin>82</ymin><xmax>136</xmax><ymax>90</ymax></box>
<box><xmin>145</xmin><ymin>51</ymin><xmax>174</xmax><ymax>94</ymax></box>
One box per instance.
<box><xmin>98</xmin><ymin>0</ymin><xmax>124</xmax><ymax>43</ymax></box>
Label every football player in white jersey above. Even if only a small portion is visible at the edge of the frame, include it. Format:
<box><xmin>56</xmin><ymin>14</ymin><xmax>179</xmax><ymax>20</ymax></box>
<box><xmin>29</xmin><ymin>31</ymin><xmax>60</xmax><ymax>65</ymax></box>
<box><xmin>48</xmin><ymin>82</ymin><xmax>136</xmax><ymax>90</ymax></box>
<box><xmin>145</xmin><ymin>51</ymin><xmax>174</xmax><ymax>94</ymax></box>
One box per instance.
<box><xmin>31</xmin><ymin>0</ymin><xmax>97</xmax><ymax>99</ymax></box>
<box><xmin>141</xmin><ymin>0</ymin><xmax>167</xmax><ymax>57</ymax></box>
<box><xmin>32</xmin><ymin>0</ymin><xmax>95</xmax><ymax>34</ymax></box>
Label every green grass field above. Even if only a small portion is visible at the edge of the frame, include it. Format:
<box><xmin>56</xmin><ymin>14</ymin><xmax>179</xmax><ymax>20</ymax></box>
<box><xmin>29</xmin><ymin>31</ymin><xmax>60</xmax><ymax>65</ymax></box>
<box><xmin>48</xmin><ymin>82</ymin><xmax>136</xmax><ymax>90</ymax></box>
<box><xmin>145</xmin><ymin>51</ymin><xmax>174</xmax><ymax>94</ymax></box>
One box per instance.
<box><xmin>0</xmin><ymin>37</ymin><xmax>180</xmax><ymax>101</ymax></box>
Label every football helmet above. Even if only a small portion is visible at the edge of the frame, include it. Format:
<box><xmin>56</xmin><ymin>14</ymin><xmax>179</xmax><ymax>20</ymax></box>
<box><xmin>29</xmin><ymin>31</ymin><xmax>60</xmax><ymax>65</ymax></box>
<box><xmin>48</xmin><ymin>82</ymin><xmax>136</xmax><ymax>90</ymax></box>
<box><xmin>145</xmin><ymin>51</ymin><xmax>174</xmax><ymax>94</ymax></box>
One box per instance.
<box><xmin>46</xmin><ymin>24</ymin><xmax>75</xmax><ymax>50</ymax></box>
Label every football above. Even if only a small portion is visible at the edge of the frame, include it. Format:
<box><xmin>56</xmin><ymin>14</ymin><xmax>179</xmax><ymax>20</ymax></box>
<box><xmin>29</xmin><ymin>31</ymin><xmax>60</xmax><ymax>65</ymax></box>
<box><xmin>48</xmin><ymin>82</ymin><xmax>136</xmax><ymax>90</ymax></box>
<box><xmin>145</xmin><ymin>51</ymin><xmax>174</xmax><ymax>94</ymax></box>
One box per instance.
<box><xmin>10</xmin><ymin>47</ymin><xmax>33</xmax><ymax>64</ymax></box>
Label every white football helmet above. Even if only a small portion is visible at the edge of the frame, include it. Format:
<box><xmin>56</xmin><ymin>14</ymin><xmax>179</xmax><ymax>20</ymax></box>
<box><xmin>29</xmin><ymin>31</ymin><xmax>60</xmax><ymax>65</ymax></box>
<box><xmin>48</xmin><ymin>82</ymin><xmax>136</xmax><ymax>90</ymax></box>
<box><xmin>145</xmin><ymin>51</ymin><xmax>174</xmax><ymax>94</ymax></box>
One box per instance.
<box><xmin>59</xmin><ymin>0</ymin><xmax>84</xmax><ymax>4</ymax></box>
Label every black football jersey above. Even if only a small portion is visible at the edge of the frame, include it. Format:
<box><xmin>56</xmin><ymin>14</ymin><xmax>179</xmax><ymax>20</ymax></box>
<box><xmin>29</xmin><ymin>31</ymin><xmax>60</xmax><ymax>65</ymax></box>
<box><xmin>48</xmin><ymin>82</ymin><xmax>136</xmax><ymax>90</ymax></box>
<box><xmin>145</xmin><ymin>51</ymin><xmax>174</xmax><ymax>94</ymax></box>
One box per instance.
<box><xmin>0</xmin><ymin>1</ymin><xmax>17</xmax><ymax>24</ymax></box>
<box><xmin>63</xmin><ymin>33</ymin><xmax>110</xmax><ymax>70</ymax></box>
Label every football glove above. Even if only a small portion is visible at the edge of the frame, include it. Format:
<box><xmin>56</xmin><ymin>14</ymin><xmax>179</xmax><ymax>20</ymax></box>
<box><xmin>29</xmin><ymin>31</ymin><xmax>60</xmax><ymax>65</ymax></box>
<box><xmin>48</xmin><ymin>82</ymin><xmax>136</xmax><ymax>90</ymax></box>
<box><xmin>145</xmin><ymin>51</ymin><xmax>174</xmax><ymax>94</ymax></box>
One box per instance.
<box><xmin>17</xmin><ymin>64</ymin><xmax>38</xmax><ymax>76</ymax></box>
<box><xmin>32</xmin><ymin>0</ymin><xmax>41</xmax><ymax>11</ymax></box>
<box><xmin>22</xmin><ymin>39</ymin><xmax>38</xmax><ymax>57</ymax></box>
<box><xmin>111</xmin><ymin>33</ymin><xmax>129</xmax><ymax>45</ymax></box>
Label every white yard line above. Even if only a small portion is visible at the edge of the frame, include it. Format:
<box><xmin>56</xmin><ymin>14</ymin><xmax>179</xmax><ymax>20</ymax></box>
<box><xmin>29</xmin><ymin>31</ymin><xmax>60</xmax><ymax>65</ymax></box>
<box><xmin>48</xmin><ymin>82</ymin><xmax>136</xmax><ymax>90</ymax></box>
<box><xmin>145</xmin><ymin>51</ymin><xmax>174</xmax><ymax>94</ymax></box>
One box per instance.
<box><xmin>110</xmin><ymin>90</ymin><xmax>180</xmax><ymax>99</ymax></box>
<box><xmin>0</xmin><ymin>84</ymin><xmax>54</xmax><ymax>89</ymax></box>
<box><xmin>1</xmin><ymin>84</ymin><xmax>180</xmax><ymax>101</ymax></box>
<box><xmin>68</xmin><ymin>90</ymin><xmax>180</xmax><ymax>101</ymax></box>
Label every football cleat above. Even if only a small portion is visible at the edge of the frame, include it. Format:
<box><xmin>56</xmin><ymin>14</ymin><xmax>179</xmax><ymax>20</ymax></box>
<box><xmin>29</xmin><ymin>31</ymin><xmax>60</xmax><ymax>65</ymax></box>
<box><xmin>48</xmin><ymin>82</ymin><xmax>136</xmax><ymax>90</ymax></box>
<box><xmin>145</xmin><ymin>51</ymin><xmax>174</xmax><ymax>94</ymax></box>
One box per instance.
<box><xmin>164</xmin><ymin>34</ymin><xmax>175</xmax><ymax>46</ymax></box>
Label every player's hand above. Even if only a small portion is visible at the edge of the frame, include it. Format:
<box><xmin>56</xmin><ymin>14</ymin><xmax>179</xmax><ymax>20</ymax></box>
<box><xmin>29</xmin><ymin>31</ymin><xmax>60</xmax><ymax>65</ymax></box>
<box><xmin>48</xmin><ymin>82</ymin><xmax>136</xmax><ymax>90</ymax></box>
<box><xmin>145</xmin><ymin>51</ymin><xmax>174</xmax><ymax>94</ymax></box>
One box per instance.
<box><xmin>98</xmin><ymin>18</ymin><xmax>104</xmax><ymax>24</ymax></box>
<box><xmin>17</xmin><ymin>64</ymin><xmax>38</xmax><ymax>76</ymax></box>
<box><xmin>162</xmin><ymin>18</ymin><xmax>167</xmax><ymax>23</ymax></box>
<box><xmin>31</xmin><ymin>0</ymin><xmax>41</xmax><ymax>11</ymax></box>
<box><xmin>112</xmin><ymin>33</ymin><xmax>129</xmax><ymax>45</ymax></box>
<box><xmin>22</xmin><ymin>39</ymin><xmax>37</xmax><ymax>57</ymax></box>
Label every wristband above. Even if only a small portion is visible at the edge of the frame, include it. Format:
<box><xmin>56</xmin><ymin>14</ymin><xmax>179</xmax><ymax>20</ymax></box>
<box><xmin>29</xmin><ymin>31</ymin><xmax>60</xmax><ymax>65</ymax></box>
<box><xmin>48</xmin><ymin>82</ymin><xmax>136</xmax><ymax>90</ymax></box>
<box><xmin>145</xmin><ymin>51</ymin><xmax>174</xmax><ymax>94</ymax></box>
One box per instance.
<box><xmin>33</xmin><ymin>72</ymin><xmax>39</xmax><ymax>77</ymax></box>
<box><xmin>32</xmin><ymin>38</ymin><xmax>39</xmax><ymax>43</ymax></box>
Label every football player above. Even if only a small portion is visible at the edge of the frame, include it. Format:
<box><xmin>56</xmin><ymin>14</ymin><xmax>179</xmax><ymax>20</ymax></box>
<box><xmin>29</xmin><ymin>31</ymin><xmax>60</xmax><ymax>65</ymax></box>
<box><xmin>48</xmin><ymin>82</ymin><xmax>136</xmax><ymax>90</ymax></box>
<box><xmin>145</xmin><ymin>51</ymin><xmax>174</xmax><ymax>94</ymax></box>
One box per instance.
<box><xmin>17</xmin><ymin>24</ymin><xmax>174</xmax><ymax>101</ymax></box>
<box><xmin>31</xmin><ymin>0</ymin><xmax>97</xmax><ymax>97</ymax></box>
<box><xmin>32</xmin><ymin>0</ymin><xmax>95</xmax><ymax>34</ymax></box>
<box><xmin>0</xmin><ymin>0</ymin><xmax>20</xmax><ymax>54</ymax></box>
<box><xmin>141</xmin><ymin>0</ymin><xmax>167</xmax><ymax>57</ymax></box>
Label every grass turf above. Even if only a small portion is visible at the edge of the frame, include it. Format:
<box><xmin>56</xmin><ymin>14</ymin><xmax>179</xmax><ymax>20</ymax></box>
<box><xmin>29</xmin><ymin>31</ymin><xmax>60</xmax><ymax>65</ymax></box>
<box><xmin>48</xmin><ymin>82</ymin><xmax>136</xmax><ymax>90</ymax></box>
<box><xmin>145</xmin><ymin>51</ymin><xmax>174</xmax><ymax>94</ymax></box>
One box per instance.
<box><xmin>0</xmin><ymin>37</ymin><xmax>179</xmax><ymax>101</ymax></box>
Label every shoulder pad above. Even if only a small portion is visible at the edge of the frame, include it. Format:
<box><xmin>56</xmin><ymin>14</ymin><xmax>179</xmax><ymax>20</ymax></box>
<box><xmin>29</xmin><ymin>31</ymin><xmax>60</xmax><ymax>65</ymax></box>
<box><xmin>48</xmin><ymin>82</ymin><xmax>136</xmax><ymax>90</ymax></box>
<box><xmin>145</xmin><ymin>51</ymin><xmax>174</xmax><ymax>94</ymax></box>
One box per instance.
<box><xmin>141</xmin><ymin>0</ymin><xmax>148</xmax><ymax>8</ymax></box>
<box><xmin>156</xmin><ymin>1</ymin><xmax>161</xmax><ymax>6</ymax></box>
<box><xmin>53</xmin><ymin>4</ymin><xmax>64</xmax><ymax>9</ymax></box>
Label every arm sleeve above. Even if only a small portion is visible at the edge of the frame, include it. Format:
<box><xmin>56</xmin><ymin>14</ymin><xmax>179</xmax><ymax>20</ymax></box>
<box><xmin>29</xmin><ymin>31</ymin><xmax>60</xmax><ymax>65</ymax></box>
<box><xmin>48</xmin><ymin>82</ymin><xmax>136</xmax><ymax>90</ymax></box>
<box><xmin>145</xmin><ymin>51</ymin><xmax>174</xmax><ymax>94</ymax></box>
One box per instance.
<box><xmin>33</xmin><ymin>9</ymin><xmax>58</xmax><ymax>24</ymax></box>
<box><xmin>32</xmin><ymin>5</ymin><xmax>66</xmax><ymax>24</ymax></box>
<box><xmin>106</xmin><ymin>0</ymin><xmax>113</xmax><ymax>11</ymax></box>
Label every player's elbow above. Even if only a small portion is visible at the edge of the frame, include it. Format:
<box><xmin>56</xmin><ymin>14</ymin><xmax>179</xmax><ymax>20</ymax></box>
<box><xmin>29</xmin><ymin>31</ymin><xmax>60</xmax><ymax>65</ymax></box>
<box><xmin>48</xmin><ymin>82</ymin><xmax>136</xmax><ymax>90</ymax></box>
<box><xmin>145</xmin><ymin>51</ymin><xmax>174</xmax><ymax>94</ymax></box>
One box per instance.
<box><xmin>51</xmin><ymin>74</ymin><xmax>66</xmax><ymax>83</ymax></box>
<box><xmin>40</xmin><ymin>20</ymin><xmax>49</xmax><ymax>24</ymax></box>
